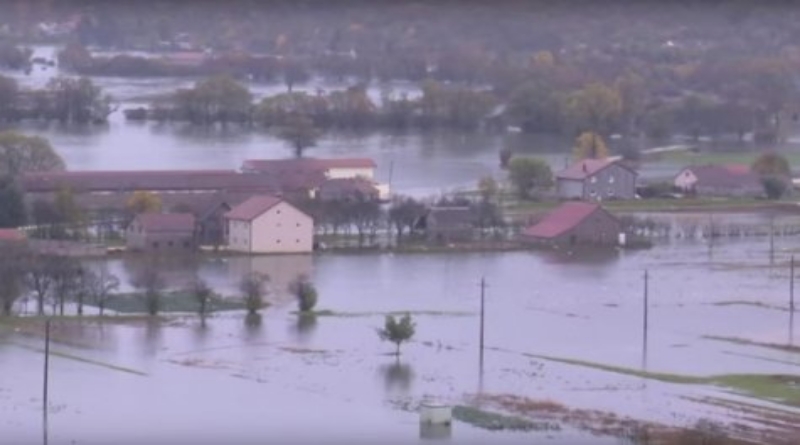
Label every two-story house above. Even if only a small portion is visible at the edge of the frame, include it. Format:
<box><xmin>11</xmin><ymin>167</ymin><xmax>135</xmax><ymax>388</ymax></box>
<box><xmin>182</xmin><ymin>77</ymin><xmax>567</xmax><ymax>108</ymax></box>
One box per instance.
<box><xmin>555</xmin><ymin>159</ymin><xmax>638</xmax><ymax>201</ymax></box>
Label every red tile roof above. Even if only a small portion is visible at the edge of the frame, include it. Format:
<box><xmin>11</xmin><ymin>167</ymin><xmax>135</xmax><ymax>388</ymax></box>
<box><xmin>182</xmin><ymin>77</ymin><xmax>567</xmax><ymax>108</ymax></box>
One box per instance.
<box><xmin>0</xmin><ymin>228</ymin><xmax>26</xmax><ymax>242</ymax></box>
<box><xmin>680</xmin><ymin>164</ymin><xmax>762</xmax><ymax>189</ymax></box>
<box><xmin>133</xmin><ymin>213</ymin><xmax>196</xmax><ymax>233</ymax></box>
<box><xmin>224</xmin><ymin>195</ymin><xmax>284</xmax><ymax>221</ymax></box>
<box><xmin>523</xmin><ymin>202</ymin><xmax>603</xmax><ymax>239</ymax></box>
<box><xmin>241</xmin><ymin>157</ymin><xmax>377</xmax><ymax>173</ymax></box>
<box><xmin>556</xmin><ymin>159</ymin><xmax>633</xmax><ymax>180</ymax></box>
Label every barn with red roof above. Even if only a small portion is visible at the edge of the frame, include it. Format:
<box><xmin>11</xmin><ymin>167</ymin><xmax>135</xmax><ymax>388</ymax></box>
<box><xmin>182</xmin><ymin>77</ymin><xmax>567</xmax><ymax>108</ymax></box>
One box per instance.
<box><xmin>521</xmin><ymin>202</ymin><xmax>622</xmax><ymax>246</ymax></box>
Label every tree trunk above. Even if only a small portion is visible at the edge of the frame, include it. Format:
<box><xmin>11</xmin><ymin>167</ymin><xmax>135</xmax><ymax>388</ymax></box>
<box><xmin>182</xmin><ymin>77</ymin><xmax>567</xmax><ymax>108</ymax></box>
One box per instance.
<box><xmin>77</xmin><ymin>293</ymin><xmax>83</xmax><ymax>316</ymax></box>
<box><xmin>395</xmin><ymin>342</ymin><xmax>401</xmax><ymax>356</ymax></box>
<box><xmin>37</xmin><ymin>295</ymin><xmax>44</xmax><ymax>315</ymax></box>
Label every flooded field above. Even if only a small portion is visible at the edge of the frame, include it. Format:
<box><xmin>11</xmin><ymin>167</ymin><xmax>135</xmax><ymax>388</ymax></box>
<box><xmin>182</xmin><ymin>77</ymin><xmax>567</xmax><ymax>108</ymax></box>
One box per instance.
<box><xmin>5</xmin><ymin>235</ymin><xmax>800</xmax><ymax>444</ymax></box>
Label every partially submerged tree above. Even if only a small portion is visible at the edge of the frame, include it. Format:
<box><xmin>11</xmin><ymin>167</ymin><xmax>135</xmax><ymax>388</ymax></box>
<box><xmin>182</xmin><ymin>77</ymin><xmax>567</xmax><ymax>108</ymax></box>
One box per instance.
<box><xmin>22</xmin><ymin>253</ymin><xmax>60</xmax><ymax>315</ymax></box>
<box><xmin>190</xmin><ymin>276</ymin><xmax>213</xmax><ymax>320</ymax></box>
<box><xmin>0</xmin><ymin>244</ymin><xmax>27</xmax><ymax>316</ymax></box>
<box><xmin>240</xmin><ymin>272</ymin><xmax>268</xmax><ymax>315</ymax></box>
<box><xmin>377</xmin><ymin>313</ymin><xmax>416</xmax><ymax>356</ymax></box>
<box><xmin>132</xmin><ymin>259</ymin><xmax>166</xmax><ymax>316</ymax></box>
<box><xmin>82</xmin><ymin>265</ymin><xmax>120</xmax><ymax>317</ymax></box>
<box><xmin>387</xmin><ymin>196</ymin><xmax>427</xmax><ymax>242</ymax></box>
<box><xmin>50</xmin><ymin>257</ymin><xmax>83</xmax><ymax>316</ymax></box>
<box><xmin>751</xmin><ymin>152</ymin><xmax>791</xmax><ymax>177</ymax></box>
<box><xmin>289</xmin><ymin>275</ymin><xmax>318</xmax><ymax>313</ymax></box>
<box><xmin>507</xmin><ymin>157</ymin><xmax>553</xmax><ymax>199</ymax></box>
<box><xmin>0</xmin><ymin>176</ymin><xmax>26</xmax><ymax>228</ymax></box>
<box><xmin>762</xmin><ymin>176</ymin><xmax>789</xmax><ymax>200</ymax></box>
<box><xmin>277</xmin><ymin>113</ymin><xmax>320</xmax><ymax>158</ymax></box>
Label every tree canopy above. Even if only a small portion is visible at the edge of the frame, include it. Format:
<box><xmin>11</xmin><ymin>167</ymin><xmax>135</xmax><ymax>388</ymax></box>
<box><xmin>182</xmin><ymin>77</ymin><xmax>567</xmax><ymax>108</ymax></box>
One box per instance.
<box><xmin>507</xmin><ymin>157</ymin><xmax>553</xmax><ymax>199</ymax></box>
<box><xmin>0</xmin><ymin>131</ymin><xmax>64</xmax><ymax>177</ymax></box>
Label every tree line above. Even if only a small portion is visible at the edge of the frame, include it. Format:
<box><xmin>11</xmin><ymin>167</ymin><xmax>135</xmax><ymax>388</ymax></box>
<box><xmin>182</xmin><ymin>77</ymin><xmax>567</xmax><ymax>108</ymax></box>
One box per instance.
<box><xmin>0</xmin><ymin>74</ymin><xmax>112</xmax><ymax>124</ymax></box>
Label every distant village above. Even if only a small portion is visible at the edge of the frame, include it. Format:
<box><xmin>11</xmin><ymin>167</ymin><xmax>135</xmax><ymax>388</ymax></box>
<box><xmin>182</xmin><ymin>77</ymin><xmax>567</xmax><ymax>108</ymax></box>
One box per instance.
<box><xmin>0</xmin><ymin>149</ymin><xmax>792</xmax><ymax>257</ymax></box>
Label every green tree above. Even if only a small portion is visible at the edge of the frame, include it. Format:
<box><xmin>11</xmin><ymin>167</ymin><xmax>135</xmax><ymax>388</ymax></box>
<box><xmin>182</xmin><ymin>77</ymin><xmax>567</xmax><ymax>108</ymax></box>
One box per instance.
<box><xmin>278</xmin><ymin>113</ymin><xmax>320</xmax><ymax>158</ymax></box>
<box><xmin>0</xmin><ymin>74</ymin><xmax>19</xmax><ymax>120</ymax></box>
<box><xmin>751</xmin><ymin>152</ymin><xmax>791</xmax><ymax>177</ymax></box>
<box><xmin>565</xmin><ymin>82</ymin><xmax>622</xmax><ymax>136</ymax></box>
<box><xmin>0</xmin><ymin>131</ymin><xmax>65</xmax><ymax>177</ymax></box>
<box><xmin>377</xmin><ymin>313</ymin><xmax>416</xmax><ymax>356</ymax></box>
<box><xmin>176</xmin><ymin>75</ymin><xmax>253</xmax><ymax>124</ymax></box>
<box><xmin>126</xmin><ymin>190</ymin><xmax>163</xmax><ymax>214</ymax></box>
<box><xmin>762</xmin><ymin>176</ymin><xmax>788</xmax><ymax>200</ymax></box>
<box><xmin>240</xmin><ymin>272</ymin><xmax>268</xmax><ymax>315</ymax></box>
<box><xmin>47</xmin><ymin>76</ymin><xmax>110</xmax><ymax>124</ymax></box>
<box><xmin>506</xmin><ymin>80</ymin><xmax>563</xmax><ymax>133</ymax></box>
<box><xmin>289</xmin><ymin>275</ymin><xmax>318</xmax><ymax>312</ymax></box>
<box><xmin>507</xmin><ymin>157</ymin><xmax>553</xmax><ymax>199</ymax></box>
<box><xmin>54</xmin><ymin>187</ymin><xmax>87</xmax><ymax>239</ymax></box>
<box><xmin>191</xmin><ymin>276</ymin><xmax>213</xmax><ymax>321</ymax></box>
<box><xmin>0</xmin><ymin>177</ymin><xmax>26</xmax><ymax>228</ymax></box>
<box><xmin>572</xmin><ymin>131</ymin><xmax>610</xmax><ymax>160</ymax></box>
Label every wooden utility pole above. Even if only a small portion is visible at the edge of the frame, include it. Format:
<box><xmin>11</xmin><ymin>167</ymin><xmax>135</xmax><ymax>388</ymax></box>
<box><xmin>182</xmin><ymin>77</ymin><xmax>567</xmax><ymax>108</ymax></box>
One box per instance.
<box><xmin>642</xmin><ymin>270</ymin><xmax>649</xmax><ymax>369</ymax></box>
<box><xmin>43</xmin><ymin>318</ymin><xmax>51</xmax><ymax>445</ymax></box>
<box><xmin>479</xmin><ymin>277</ymin><xmax>487</xmax><ymax>374</ymax></box>
<box><xmin>770</xmin><ymin>216</ymin><xmax>776</xmax><ymax>265</ymax></box>
<box><xmin>791</xmin><ymin>256</ymin><xmax>795</xmax><ymax>313</ymax></box>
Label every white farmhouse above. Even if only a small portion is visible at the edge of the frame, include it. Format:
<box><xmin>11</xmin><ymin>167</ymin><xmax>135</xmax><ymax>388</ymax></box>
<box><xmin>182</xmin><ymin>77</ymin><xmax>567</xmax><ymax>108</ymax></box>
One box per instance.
<box><xmin>224</xmin><ymin>195</ymin><xmax>314</xmax><ymax>254</ymax></box>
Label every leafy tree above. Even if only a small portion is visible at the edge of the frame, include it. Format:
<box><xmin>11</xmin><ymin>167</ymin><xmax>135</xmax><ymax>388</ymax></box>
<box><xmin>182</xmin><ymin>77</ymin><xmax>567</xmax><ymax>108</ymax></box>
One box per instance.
<box><xmin>377</xmin><ymin>313</ymin><xmax>416</xmax><ymax>356</ymax></box>
<box><xmin>507</xmin><ymin>157</ymin><xmax>553</xmax><ymax>199</ymax></box>
<box><xmin>173</xmin><ymin>75</ymin><xmax>253</xmax><ymax>124</ymax></box>
<box><xmin>0</xmin><ymin>177</ymin><xmax>26</xmax><ymax>228</ymax></box>
<box><xmin>565</xmin><ymin>82</ymin><xmax>622</xmax><ymax>136</ymax></box>
<box><xmin>499</xmin><ymin>147</ymin><xmax>513</xmax><ymax>169</ymax></box>
<box><xmin>572</xmin><ymin>131</ymin><xmax>610</xmax><ymax>160</ymax></box>
<box><xmin>506</xmin><ymin>80</ymin><xmax>563</xmax><ymax>133</ymax></box>
<box><xmin>127</xmin><ymin>191</ymin><xmax>163</xmax><ymax>214</ymax></box>
<box><xmin>278</xmin><ymin>113</ymin><xmax>320</xmax><ymax>158</ymax></box>
<box><xmin>0</xmin><ymin>244</ymin><xmax>26</xmax><ymax>316</ymax></box>
<box><xmin>46</xmin><ymin>76</ymin><xmax>110</xmax><ymax>124</ymax></box>
<box><xmin>240</xmin><ymin>272</ymin><xmax>268</xmax><ymax>315</ymax></box>
<box><xmin>289</xmin><ymin>275</ymin><xmax>318</xmax><ymax>313</ymax></box>
<box><xmin>387</xmin><ymin>197</ymin><xmax>427</xmax><ymax>242</ymax></box>
<box><xmin>0</xmin><ymin>75</ymin><xmax>19</xmax><ymax>120</ymax></box>
<box><xmin>762</xmin><ymin>176</ymin><xmax>788</xmax><ymax>200</ymax></box>
<box><xmin>0</xmin><ymin>131</ymin><xmax>65</xmax><ymax>177</ymax></box>
<box><xmin>751</xmin><ymin>152</ymin><xmax>791</xmax><ymax>177</ymax></box>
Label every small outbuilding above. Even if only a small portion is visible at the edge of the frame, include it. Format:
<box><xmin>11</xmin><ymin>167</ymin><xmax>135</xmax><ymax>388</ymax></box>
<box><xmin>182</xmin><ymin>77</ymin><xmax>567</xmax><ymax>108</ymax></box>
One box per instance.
<box><xmin>521</xmin><ymin>202</ymin><xmax>621</xmax><ymax>247</ymax></box>
<box><xmin>417</xmin><ymin>206</ymin><xmax>475</xmax><ymax>243</ymax></box>
<box><xmin>126</xmin><ymin>213</ymin><xmax>197</xmax><ymax>252</ymax></box>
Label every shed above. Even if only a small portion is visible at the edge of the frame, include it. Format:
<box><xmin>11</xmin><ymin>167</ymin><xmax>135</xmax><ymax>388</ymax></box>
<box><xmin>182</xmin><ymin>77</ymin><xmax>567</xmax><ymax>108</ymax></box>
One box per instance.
<box><xmin>521</xmin><ymin>202</ymin><xmax>621</xmax><ymax>246</ymax></box>
<box><xmin>126</xmin><ymin>213</ymin><xmax>196</xmax><ymax>251</ymax></box>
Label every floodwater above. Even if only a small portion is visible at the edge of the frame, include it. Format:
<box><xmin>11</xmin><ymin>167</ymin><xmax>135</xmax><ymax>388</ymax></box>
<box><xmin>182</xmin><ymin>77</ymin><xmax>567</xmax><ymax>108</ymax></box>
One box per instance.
<box><xmin>5</xmin><ymin>234</ymin><xmax>800</xmax><ymax>443</ymax></box>
<box><xmin>4</xmin><ymin>46</ymin><xmax>800</xmax><ymax>443</ymax></box>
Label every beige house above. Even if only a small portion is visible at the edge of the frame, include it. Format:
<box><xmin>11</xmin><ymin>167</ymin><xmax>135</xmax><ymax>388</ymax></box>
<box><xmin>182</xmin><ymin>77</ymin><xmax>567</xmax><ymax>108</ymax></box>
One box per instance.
<box><xmin>126</xmin><ymin>213</ymin><xmax>197</xmax><ymax>252</ymax></box>
<box><xmin>224</xmin><ymin>195</ymin><xmax>314</xmax><ymax>254</ymax></box>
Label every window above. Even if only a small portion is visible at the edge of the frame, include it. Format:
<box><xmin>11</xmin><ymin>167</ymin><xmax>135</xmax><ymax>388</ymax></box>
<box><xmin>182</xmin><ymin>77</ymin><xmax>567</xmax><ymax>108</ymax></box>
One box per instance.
<box><xmin>590</xmin><ymin>176</ymin><xmax>597</xmax><ymax>183</ymax></box>
<box><xmin>296</xmin><ymin>223</ymin><xmax>301</xmax><ymax>227</ymax></box>
<box><xmin>296</xmin><ymin>239</ymin><xmax>300</xmax><ymax>243</ymax></box>
<box><xmin>276</xmin><ymin>239</ymin><xmax>281</xmax><ymax>244</ymax></box>
<box><xmin>276</xmin><ymin>209</ymin><xmax>281</xmax><ymax>215</ymax></box>
<box><xmin>609</xmin><ymin>176</ymin><xmax>615</xmax><ymax>184</ymax></box>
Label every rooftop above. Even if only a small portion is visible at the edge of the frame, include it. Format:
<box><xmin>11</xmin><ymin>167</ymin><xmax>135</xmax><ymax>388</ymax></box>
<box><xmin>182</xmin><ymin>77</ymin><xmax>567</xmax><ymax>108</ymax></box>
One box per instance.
<box><xmin>523</xmin><ymin>202</ymin><xmax>605</xmax><ymax>239</ymax></box>
<box><xmin>0</xmin><ymin>228</ymin><xmax>26</xmax><ymax>242</ymax></box>
<box><xmin>133</xmin><ymin>213</ymin><xmax>196</xmax><ymax>233</ymax></box>
<box><xmin>241</xmin><ymin>157</ymin><xmax>377</xmax><ymax>173</ymax></box>
<box><xmin>224</xmin><ymin>195</ymin><xmax>284</xmax><ymax>221</ymax></box>
<box><xmin>556</xmin><ymin>159</ymin><xmax>634</xmax><ymax>181</ymax></box>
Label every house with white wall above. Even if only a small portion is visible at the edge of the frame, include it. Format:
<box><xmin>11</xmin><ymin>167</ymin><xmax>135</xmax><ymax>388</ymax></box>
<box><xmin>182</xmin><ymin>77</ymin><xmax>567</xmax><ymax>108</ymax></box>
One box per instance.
<box><xmin>224</xmin><ymin>195</ymin><xmax>314</xmax><ymax>254</ymax></box>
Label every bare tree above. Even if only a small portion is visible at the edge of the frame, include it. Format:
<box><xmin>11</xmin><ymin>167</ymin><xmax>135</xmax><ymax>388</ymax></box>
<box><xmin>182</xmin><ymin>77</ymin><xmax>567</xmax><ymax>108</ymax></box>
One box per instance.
<box><xmin>50</xmin><ymin>257</ymin><xmax>83</xmax><ymax>316</ymax></box>
<box><xmin>22</xmin><ymin>253</ymin><xmax>60</xmax><ymax>315</ymax></box>
<box><xmin>0</xmin><ymin>244</ymin><xmax>27</xmax><ymax>316</ymax></box>
<box><xmin>190</xmin><ymin>276</ymin><xmax>213</xmax><ymax>321</ymax></box>
<box><xmin>240</xmin><ymin>272</ymin><xmax>268</xmax><ymax>315</ymax></box>
<box><xmin>82</xmin><ymin>265</ymin><xmax>120</xmax><ymax>316</ymax></box>
<box><xmin>131</xmin><ymin>259</ymin><xmax>166</xmax><ymax>316</ymax></box>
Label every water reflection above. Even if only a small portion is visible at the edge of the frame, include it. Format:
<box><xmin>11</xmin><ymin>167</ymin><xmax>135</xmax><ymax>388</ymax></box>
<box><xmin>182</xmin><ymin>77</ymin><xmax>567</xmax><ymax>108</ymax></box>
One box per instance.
<box><xmin>192</xmin><ymin>320</ymin><xmax>211</xmax><ymax>348</ymax></box>
<box><xmin>379</xmin><ymin>360</ymin><xmax>415</xmax><ymax>393</ymax></box>
<box><xmin>293</xmin><ymin>313</ymin><xmax>318</xmax><ymax>342</ymax></box>
<box><xmin>142</xmin><ymin>319</ymin><xmax>162</xmax><ymax>358</ymax></box>
<box><xmin>419</xmin><ymin>422</ymin><xmax>452</xmax><ymax>441</ymax></box>
<box><xmin>244</xmin><ymin>313</ymin><xmax>264</xmax><ymax>341</ymax></box>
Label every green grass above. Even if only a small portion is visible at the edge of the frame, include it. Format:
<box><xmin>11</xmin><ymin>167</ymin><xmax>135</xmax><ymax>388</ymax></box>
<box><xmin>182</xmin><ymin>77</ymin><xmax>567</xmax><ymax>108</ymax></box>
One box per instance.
<box><xmin>523</xmin><ymin>352</ymin><xmax>800</xmax><ymax>407</ymax></box>
<box><xmin>6</xmin><ymin>341</ymin><xmax>147</xmax><ymax>376</ymax></box>
<box><xmin>102</xmin><ymin>291</ymin><xmax>245</xmax><ymax>314</ymax></box>
<box><xmin>292</xmin><ymin>309</ymin><xmax>474</xmax><ymax>318</ymax></box>
<box><xmin>710</xmin><ymin>301</ymin><xmax>787</xmax><ymax>311</ymax></box>
<box><xmin>660</xmin><ymin>150</ymin><xmax>800</xmax><ymax>166</ymax></box>
<box><xmin>452</xmin><ymin>405</ymin><xmax>559</xmax><ymax>432</ymax></box>
<box><xmin>703</xmin><ymin>335</ymin><xmax>800</xmax><ymax>354</ymax></box>
<box><xmin>504</xmin><ymin>197</ymin><xmax>776</xmax><ymax>216</ymax></box>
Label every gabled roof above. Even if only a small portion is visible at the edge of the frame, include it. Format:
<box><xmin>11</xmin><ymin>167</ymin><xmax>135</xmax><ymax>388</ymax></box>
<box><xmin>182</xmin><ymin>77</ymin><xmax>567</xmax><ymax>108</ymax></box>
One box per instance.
<box><xmin>679</xmin><ymin>164</ymin><xmax>762</xmax><ymax>189</ymax></box>
<box><xmin>0</xmin><ymin>228</ymin><xmax>26</xmax><ymax>242</ymax></box>
<box><xmin>523</xmin><ymin>202</ymin><xmax>607</xmax><ymax>239</ymax></box>
<box><xmin>556</xmin><ymin>159</ymin><xmax>636</xmax><ymax>181</ymax></box>
<box><xmin>241</xmin><ymin>157</ymin><xmax>377</xmax><ymax>173</ymax></box>
<box><xmin>132</xmin><ymin>213</ymin><xmax>196</xmax><ymax>233</ymax></box>
<box><xmin>223</xmin><ymin>195</ymin><xmax>284</xmax><ymax>221</ymax></box>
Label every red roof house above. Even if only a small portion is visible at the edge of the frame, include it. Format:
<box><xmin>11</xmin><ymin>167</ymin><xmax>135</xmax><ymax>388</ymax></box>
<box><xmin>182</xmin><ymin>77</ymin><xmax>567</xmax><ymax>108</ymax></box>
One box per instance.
<box><xmin>0</xmin><ymin>228</ymin><xmax>26</xmax><ymax>243</ymax></box>
<box><xmin>521</xmin><ymin>202</ymin><xmax>621</xmax><ymax>246</ymax></box>
<box><xmin>126</xmin><ymin>213</ymin><xmax>197</xmax><ymax>252</ymax></box>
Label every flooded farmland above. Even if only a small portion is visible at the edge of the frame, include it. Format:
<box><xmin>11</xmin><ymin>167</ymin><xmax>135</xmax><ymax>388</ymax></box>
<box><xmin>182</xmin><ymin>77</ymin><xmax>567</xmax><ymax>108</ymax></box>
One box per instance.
<box><xmin>4</xmin><ymin>234</ymin><xmax>800</xmax><ymax>444</ymax></box>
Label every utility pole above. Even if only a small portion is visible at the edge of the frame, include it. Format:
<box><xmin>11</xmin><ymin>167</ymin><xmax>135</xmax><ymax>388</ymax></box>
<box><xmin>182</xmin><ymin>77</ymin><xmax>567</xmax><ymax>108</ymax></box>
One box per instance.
<box><xmin>479</xmin><ymin>277</ymin><xmax>487</xmax><ymax>375</ymax></box>
<box><xmin>789</xmin><ymin>255</ymin><xmax>794</xmax><ymax>313</ymax></box>
<box><xmin>770</xmin><ymin>216</ymin><xmax>776</xmax><ymax>265</ymax></box>
<box><xmin>43</xmin><ymin>318</ymin><xmax>51</xmax><ymax>445</ymax></box>
<box><xmin>642</xmin><ymin>270</ymin><xmax>649</xmax><ymax>370</ymax></box>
